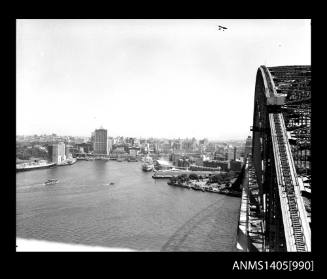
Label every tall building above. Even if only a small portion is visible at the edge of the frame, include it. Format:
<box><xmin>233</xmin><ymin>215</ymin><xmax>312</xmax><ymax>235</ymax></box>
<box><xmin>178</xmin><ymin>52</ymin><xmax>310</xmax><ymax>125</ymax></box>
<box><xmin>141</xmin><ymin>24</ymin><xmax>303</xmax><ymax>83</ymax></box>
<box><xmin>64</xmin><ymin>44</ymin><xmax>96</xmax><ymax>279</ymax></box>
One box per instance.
<box><xmin>227</xmin><ymin>145</ymin><xmax>234</xmax><ymax>161</ymax></box>
<box><xmin>93</xmin><ymin>128</ymin><xmax>109</xmax><ymax>155</ymax></box>
<box><xmin>48</xmin><ymin>142</ymin><xmax>66</xmax><ymax>163</ymax></box>
<box><xmin>233</xmin><ymin>146</ymin><xmax>237</xmax><ymax>161</ymax></box>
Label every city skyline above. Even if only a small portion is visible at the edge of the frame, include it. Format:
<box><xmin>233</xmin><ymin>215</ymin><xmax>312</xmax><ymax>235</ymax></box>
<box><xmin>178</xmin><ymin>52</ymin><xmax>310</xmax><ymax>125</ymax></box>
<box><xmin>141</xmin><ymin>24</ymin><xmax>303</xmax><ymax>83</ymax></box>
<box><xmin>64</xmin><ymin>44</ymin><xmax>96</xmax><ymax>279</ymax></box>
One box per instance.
<box><xmin>17</xmin><ymin>19</ymin><xmax>311</xmax><ymax>140</ymax></box>
<box><xmin>16</xmin><ymin>131</ymin><xmax>247</xmax><ymax>143</ymax></box>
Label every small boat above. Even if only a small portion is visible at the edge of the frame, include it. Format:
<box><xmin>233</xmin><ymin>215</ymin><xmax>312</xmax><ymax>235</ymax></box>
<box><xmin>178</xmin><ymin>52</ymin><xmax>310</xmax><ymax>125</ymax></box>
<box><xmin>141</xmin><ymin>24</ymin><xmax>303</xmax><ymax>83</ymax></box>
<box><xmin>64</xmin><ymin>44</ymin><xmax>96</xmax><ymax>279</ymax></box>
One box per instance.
<box><xmin>110</xmin><ymin>182</ymin><xmax>115</xmax><ymax>185</ymax></box>
<box><xmin>44</xmin><ymin>179</ymin><xmax>58</xmax><ymax>185</ymax></box>
<box><xmin>142</xmin><ymin>163</ymin><xmax>154</xmax><ymax>172</ymax></box>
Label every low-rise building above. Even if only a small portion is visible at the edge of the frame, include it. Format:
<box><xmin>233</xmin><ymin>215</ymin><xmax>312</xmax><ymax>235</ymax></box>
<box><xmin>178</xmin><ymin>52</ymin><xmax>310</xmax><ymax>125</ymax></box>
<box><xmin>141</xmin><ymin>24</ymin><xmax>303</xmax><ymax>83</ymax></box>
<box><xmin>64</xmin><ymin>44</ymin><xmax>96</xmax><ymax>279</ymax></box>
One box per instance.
<box><xmin>203</xmin><ymin>160</ymin><xmax>229</xmax><ymax>171</ymax></box>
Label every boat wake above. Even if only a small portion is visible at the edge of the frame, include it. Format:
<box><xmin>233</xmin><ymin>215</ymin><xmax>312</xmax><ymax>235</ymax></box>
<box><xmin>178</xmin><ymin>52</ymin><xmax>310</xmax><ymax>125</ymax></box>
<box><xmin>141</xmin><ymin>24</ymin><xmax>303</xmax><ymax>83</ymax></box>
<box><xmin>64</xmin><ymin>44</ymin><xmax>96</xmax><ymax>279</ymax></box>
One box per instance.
<box><xmin>16</xmin><ymin>183</ymin><xmax>45</xmax><ymax>191</ymax></box>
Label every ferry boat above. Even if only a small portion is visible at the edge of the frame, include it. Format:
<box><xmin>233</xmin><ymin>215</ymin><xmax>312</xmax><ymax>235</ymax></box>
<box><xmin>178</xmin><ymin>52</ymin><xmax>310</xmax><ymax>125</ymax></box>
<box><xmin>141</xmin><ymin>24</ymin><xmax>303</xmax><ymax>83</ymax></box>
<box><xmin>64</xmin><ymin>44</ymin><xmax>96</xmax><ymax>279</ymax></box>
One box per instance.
<box><xmin>57</xmin><ymin>158</ymin><xmax>78</xmax><ymax>166</ymax></box>
<box><xmin>16</xmin><ymin>161</ymin><xmax>56</xmax><ymax>172</ymax></box>
<box><xmin>142</xmin><ymin>163</ymin><xmax>153</xmax><ymax>171</ymax></box>
<box><xmin>142</xmin><ymin>155</ymin><xmax>154</xmax><ymax>172</ymax></box>
<box><xmin>44</xmin><ymin>179</ymin><xmax>59</xmax><ymax>185</ymax></box>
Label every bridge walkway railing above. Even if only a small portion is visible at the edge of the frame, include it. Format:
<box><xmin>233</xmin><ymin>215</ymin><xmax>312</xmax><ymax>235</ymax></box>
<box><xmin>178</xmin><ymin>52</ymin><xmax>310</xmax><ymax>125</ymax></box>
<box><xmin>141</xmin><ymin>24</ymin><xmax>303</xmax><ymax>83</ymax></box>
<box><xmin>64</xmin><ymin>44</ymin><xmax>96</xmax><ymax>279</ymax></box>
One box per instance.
<box><xmin>269</xmin><ymin>112</ymin><xmax>311</xmax><ymax>252</ymax></box>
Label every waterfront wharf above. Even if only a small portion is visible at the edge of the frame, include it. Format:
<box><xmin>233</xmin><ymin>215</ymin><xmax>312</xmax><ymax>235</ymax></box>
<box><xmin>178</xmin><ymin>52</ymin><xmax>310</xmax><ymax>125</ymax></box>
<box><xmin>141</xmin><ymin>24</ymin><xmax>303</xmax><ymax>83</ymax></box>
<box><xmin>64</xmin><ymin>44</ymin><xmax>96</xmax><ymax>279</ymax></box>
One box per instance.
<box><xmin>167</xmin><ymin>180</ymin><xmax>241</xmax><ymax>197</ymax></box>
<box><xmin>152</xmin><ymin>169</ymin><xmax>222</xmax><ymax>179</ymax></box>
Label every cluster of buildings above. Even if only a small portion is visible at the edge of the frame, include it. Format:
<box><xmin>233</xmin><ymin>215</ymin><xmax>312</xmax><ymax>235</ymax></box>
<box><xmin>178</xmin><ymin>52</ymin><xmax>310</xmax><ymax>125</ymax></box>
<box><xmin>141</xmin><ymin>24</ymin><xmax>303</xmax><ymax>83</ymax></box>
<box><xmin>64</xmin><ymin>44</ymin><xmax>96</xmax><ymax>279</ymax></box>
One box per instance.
<box><xmin>169</xmin><ymin>141</ymin><xmax>246</xmax><ymax>172</ymax></box>
<box><xmin>17</xmin><ymin>128</ymin><xmax>252</xmax><ymax>172</ymax></box>
<box><xmin>16</xmin><ymin>134</ymin><xmax>88</xmax><ymax>144</ymax></box>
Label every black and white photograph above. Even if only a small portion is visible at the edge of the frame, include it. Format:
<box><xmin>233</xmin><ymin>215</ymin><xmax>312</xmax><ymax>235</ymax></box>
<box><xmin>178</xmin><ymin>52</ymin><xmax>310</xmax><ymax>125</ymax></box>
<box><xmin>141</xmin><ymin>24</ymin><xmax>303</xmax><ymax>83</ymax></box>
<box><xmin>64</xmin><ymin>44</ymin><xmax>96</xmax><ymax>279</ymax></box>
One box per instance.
<box><xmin>16</xmin><ymin>19</ymin><xmax>311</xmax><ymax>253</ymax></box>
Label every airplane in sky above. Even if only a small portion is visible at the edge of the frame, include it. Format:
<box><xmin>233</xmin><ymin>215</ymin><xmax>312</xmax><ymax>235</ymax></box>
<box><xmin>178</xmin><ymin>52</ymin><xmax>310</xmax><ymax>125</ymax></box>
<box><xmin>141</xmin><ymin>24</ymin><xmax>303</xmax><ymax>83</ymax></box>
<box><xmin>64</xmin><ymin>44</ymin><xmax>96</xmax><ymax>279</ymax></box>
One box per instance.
<box><xmin>217</xmin><ymin>25</ymin><xmax>228</xmax><ymax>31</ymax></box>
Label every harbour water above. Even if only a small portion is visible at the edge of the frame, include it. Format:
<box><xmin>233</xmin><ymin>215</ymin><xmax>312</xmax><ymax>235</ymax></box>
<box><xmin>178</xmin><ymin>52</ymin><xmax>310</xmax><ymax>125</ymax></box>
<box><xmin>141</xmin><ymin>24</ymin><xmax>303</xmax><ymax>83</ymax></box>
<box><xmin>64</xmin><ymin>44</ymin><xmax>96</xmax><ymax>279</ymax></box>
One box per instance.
<box><xmin>16</xmin><ymin>160</ymin><xmax>241</xmax><ymax>251</ymax></box>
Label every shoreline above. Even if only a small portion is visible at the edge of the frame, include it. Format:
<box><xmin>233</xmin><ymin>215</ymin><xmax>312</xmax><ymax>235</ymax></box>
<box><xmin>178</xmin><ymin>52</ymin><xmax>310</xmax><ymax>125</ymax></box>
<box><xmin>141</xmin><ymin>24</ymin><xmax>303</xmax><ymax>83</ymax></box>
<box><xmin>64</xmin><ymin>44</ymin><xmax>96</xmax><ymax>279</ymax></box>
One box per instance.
<box><xmin>167</xmin><ymin>181</ymin><xmax>241</xmax><ymax>197</ymax></box>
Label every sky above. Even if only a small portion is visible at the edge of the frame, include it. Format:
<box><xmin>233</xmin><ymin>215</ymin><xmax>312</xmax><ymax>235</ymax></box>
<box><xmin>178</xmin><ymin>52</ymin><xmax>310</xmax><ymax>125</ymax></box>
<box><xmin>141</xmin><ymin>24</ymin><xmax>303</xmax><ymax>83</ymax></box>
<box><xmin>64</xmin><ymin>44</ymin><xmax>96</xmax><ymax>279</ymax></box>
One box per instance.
<box><xmin>16</xmin><ymin>19</ymin><xmax>311</xmax><ymax>140</ymax></box>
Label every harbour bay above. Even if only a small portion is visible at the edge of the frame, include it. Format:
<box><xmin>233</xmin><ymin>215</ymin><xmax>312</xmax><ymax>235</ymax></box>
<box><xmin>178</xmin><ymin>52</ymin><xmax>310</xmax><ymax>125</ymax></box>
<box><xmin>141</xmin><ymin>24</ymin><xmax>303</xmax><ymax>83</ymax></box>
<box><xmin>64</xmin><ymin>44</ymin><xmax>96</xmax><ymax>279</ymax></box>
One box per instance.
<box><xmin>16</xmin><ymin>160</ymin><xmax>241</xmax><ymax>251</ymax></box>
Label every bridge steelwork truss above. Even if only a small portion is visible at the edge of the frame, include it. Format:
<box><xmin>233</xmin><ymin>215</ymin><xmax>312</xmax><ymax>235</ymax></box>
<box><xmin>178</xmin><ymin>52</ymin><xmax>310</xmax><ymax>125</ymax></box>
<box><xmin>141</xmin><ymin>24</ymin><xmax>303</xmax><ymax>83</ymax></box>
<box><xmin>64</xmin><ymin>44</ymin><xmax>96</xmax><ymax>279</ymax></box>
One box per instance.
<box><xmin>251</xmin><ymin>65</ymin><xmax>311</xmax><ymax>252</ymax></box>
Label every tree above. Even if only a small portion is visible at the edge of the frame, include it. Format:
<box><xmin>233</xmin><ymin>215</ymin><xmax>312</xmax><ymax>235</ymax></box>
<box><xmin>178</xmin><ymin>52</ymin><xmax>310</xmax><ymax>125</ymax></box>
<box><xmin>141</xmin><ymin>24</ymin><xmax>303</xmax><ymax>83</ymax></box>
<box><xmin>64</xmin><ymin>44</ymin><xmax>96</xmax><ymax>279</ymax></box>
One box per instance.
<box><xmin>189</xmin><ymin>173</ymin><xmax>199</xmax><ymax>181</ymax></box>
<box><xmin>177</xmin><ymin>174</ymin><xmax>189</xmax><ymax>183</ymax></box>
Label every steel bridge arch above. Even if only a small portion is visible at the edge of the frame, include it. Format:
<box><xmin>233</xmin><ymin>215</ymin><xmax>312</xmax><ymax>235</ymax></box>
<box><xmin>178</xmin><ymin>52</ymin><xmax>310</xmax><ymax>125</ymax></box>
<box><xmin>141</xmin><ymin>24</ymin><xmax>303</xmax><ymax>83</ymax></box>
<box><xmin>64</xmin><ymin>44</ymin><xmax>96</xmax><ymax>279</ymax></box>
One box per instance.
<box><xmin>251</xmin><ymin>65</ymin><xmax>311</xmax><ymax>252</ymax></box>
